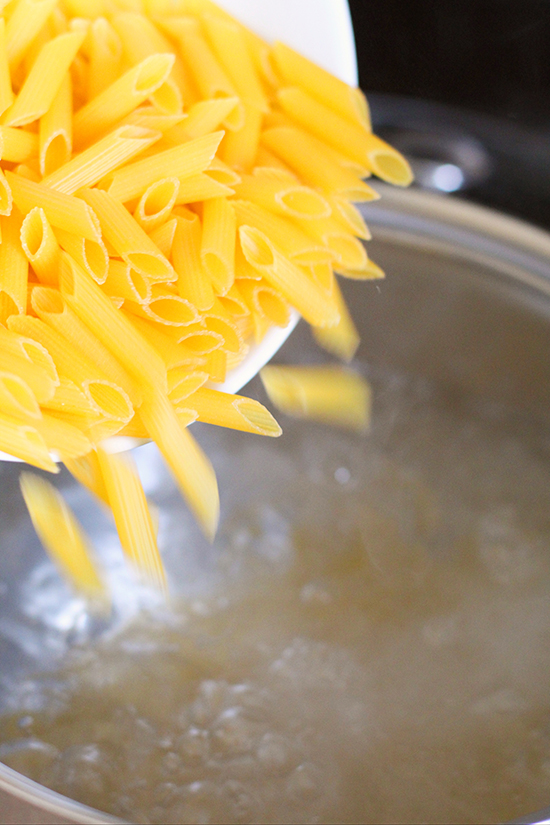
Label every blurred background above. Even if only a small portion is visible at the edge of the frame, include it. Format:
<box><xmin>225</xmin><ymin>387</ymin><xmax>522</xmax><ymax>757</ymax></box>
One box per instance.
<box><xmin>348</xmin><ymin>0</ymin><xmax>550</xmax><ymax>228</ymax></box>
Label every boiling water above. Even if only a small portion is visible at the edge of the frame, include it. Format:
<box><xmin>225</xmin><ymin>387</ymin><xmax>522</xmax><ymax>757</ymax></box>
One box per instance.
<box><xmin>2</xmin><ymin>370</ymin><xmax>550</xmax><ymax>824</ymax></box>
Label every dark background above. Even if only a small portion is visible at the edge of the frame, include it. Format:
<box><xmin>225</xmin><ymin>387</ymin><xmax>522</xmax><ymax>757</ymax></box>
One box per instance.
<box><xmin>346</xmin><ymin>0</ymin><xmax>550</xmax><ymax>227</ymax></box>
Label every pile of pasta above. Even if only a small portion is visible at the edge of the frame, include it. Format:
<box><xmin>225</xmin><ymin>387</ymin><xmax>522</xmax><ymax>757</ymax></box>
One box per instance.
<box><xmin>0</xmin><ymin>0</ymin><xmax>412</xmax><ymax>599</ymax></box>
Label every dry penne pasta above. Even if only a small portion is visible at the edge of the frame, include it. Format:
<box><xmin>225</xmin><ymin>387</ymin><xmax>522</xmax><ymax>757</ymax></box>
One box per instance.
<box><xmin>0</xmin><ymin>0</ymin><xmax>410</xmax><ymax>601</ymax></box>
<box><xmin>261</xmin><ymin>365</ymin><xmax>371</xmax><ymax>432</ymax></box>
<box><xmin>20</xmin><ymin>472</ymin><xmax>105</xmax><ymax>598</ymax></box>
<box><xmin>97</xmin><ymin>447</ymin><xmax>166</xmax><ymax>589</ymax></box>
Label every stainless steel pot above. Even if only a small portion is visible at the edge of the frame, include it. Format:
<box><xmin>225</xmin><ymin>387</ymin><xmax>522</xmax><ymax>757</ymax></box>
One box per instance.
<box><xmin>2</xmin><ymin>187</ymin><xmax>550</xmax><ymax>825</ymax></box>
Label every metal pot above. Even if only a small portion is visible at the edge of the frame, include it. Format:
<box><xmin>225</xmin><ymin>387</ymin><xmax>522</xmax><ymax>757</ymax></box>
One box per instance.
<box><xmin>2</xmin><ymin>188</ymin><xmax>550</xmax><ymax>825</ymax></box>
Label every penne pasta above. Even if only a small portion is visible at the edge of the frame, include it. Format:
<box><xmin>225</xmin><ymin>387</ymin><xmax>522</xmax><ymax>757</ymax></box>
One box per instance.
<box><xmin>6</xmin><ymin>172</ymin><xmax>102</xmax><ymax>241</ymax></box>
<box><xmin>277</xmin><ymin>88</ymin><xmax>413</xmax><ymax>186</ymax></box>
<box><xmin>0</xmin><ymin>413</ymin><xmax>57</xmax><ymax>471</ymax></box>
<box><xmin>73</xmin><ymin>52</ymin><xmax>176</xmax><ymax>147</ymax></box>
<box><xmin>0</xmin><ymin>166</ymin><xmax>12</xmax><ymax>215</ymax></box>
<box><xmin>107</xmin><ymin>130</ymin><xmax>223</xmax><ymax>202</ymax></box>
<box><xmin>125</xmin><ymin>285</ymin><xmax>198</xmax><ymax>327</ymax></box>
<box><xmin>42</xmin><ymin>125</ymin><xmax>161</xmax><ymax>194</ymax></box>
<box><xmin>3</xmin><ymin>30</ymin><xmax>86</xmax><ymax>127</ymax></box>
<box><xmin>20</xmin><ymin>472</ymin><xmax>105</xmax><ymax>598</ymax></box>
<box><xmin>201</xmin><ymin>196</ymin><xmax>236</xmax><ymax>295</ymax></box>
<box><xmin>134</xmin><ymin>176</ymin><xmax>179</xmax><ymax>230</ymax></box>
<box><xmin>39</xmin><ymin>73</ymin><xmax>72</xmax><ymax>177</ymax></box>
<box><xmin>54</xmin><ymin>226</ymin><xmax>109</xmax><ymax>285</ymax></box>
<box><xmin>271</xmin><ymin>41</ymin><xmax>371</xmax><ymax>129</ymax></box>
<box><xmin>20</xmin><ymin>207</ymin><xmax>61</xmax><ymax>286</ymax></box>
<box><xmin>235</xmin><ymin>277</ymin><xmax>291</xmax><ymax>328</ymax></box>
<box><xmin>78</xmin><ymin>187</ymin><xmax>175</xmax><ymax>281</ymax></box>
<box><xmin>5</xmin><ymin>0</ymin><xmax>59</xmax><ymax>72</ymax></box>
<box><xmin>64</xmin><ymin>451</ymin><xmax>110</xmax><ymax>507</ymax></box>
<box><xmin>36</xmin><ymin>411</ymin><xmax>93</xmax><ymax>459</ymax></box>
<box><xmin>261</xmin><ymin>365</ymin><xmax>371</xmax><ymax>432</ymax></box>
<box><xmin>97</xmin><ymin>447</ymin><xmax>166</xmax><ymax>590</ymax></box>
<box><xmin>165</xmin><ymin>96</ymin><xmax>237</xmax><ymax>142</ymax></box>
<box><xmin>0</xmin><ymin>371</ymin><xmax>41</xmax><ymax>421</ymax></box>
<box><xmin>87</xmin><ymin>17</ymin><xmax>122</xmax><ymax>100</ymax></box>
<box><xmin>233</xmin><ymin>199</ymin><xmax>334</xmax><ymax>266</ymax></box>
<box><xmin>220</xmin><ymin>103</ymin><xmax>262</xmax><ymax>173</ymax></box>
<box><xmin>185</xmin><ymin>387</ymin><xmax>281</xmax><ymax>436</ymax></box>
<box><xmin>139</xmin><ymin>387</ymin><xmax>219</xmax><ymax>539</ymax></box>
<box><xmin>0</xmin><ymin>19</ymin><xmax>13</xmax><ymax>116</ymax></box>
<box><xmin>312</xmin><ymin>276</ymin><xmax>360</xmax><ymax>362</ymax></box>
<box><xmin>172</xmin><ymin>211</ymin><xmax>215</xmax><ymax>311</ymax></box>
<box><xmin>102</xmin><ymin>258</ymin><xmax>151</xmax><ymax>304</ymax></box>
<box><xmin>148</xmin><ymin>216</ymin><xmax>177</xmax><ymax>258</ymax></box>
<box><xmin>262</xmin><ymin>126</ymin><xmax>379</xmax><ymax>201</ymax></box>
<box><xmin>59</xmin><ymin>252</ymin><xmax>167</xmax><ymax>392</ymax></box>
<box><xmin>0</xmin><ymin>209</ymin><xmax>27</xmax><ymax>322</ymax></box>
<box><xmin>234</xmin><ymin>174</ymin><xmax>332</xmax><ymax>221</ymax></box>
<box><xmin>174</xmin><ymin>171</ymin><xmax>233</xmax><ymax>204</ymax></box>
<box><xmin>202</xmin><ymin>15</ymin><xmax>268</xmax><ymax>112</ymax></box>
<box><xmin>0</xmin><ymin>125</ymin><xmax>38</xmax><ymax>163</ymax></box>
<box><xmin>239</xmin><ymin>225</ymin><xmax>339</xmax><ymax>328</ymax></box>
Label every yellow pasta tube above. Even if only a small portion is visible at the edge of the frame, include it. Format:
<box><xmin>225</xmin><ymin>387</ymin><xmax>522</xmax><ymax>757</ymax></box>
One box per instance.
<box><xmin>125</xmin><ymin>286</ymin><xmax>198</xmax><ymax>327</ymax></box>
<box><xmin>336</xmin><ymin>258</ymin><xmax>386</xmax><ymax>281</ymax></box>
<box><xmin>59</xmin><ymin>253</ymin><xmax>167</xmax><ymax>393</ymax></box>
<box><xmin>42</xmin><ymin>125</ymin><xmax>161</xmax><ymax>194</ymax></box>
<box><xmin>201</xmin><ymin>196</ymin><xmax>236</xmax><ymax>295</ymax></box>
<box><xmin>20</xmin><ymin>472</ymin><xmax>105</xmax><ymax>598</ymax></box>
<box><xmin>277</xmin><ymin>89</ymin><xmax>413</xmax><ymax>186</ymax></box>
<box><xmin>20</xmin><ymin>207</ymin><xmax>61</xmax><ymax>286</ymax></box>
<box><xmin>175</xmin><ymin>327</ymin><xmax>223</xmax><ymax>356</ymax></box>
<box><xmin>202</xmin><ymin>15</ymin><xmax>268</xmax><ymax>112</ymax></box>
<box><xmin>329</xmin><ymin>196</ymin><xmax>371</xmax><ymax>240</ymax></box>
<box><xmin>207</xmin><ymin>157</ymin><xmax>242</xmax><ymax>187</ymax></box>
<box><xmin>122</xmin><ymin>107</ymin><xmax>186</xmax><ymax>133</ymax></box>
<box><xmin>0</xmin><ymin>371</ymin><xmax>41</xmax><ymax>421</ymax></box>
<box><xmin>296</xmin><ymin>215</ymin><xmax>369</xmax><ymax>271</ymax></box>
<box><xmin>134</xmin><ymin>177</ymin><xmax>180</xmax><ymax>231</ymax></box>
<box><xmin>234</xmin><ymin>174</ymin><xmax>331</xmax><ymax>221</ymax></box>
<box><xmin>148</xmin><ymin>216</ymin><xmax>177</xmax><ymax>258</ymax></box>
<box><xmin>102</xmin><ymin>258</ymin><xmax>151</xmax><ymax>304</ymax></box>
<box><xmin>239</xmin><ymin>225</ymin><xmax>339</xmax><ymax>328</ymax></box>
<box><xmin>271</xmin><ymin>41</ymin><xmax>370</xmax><ymax>129</ymax></box>
<box><xmin>0</xmin><ymin>167</ymin><xmax>12</xmax><ymax>216</ymax></box>
<box><xmin>166</xmin><ymin>97</ymin><xmax>237</xmax><ymax>142</ymax></box>
<box><xmin>0</xmin><ymin>326</ymin><xmax>57</xmax><ymax>402</ymax></box>
<box><xmin>78</xmin><ymin>188</ymin><xmax>175</xmax><ymax>281</ymax></box>
<box><xmin>107</xmin><ymin>130</ymin><xmax>223</xmax><ymax>202</ymax></box>
<box><xmin>6</xmin><ymin>172</ymin><xmax>102</xmax><ymax>241</ymax></box>
<box><xmin>39</xmin><ymin>73</ymin><xmax>72</xmax><ymax>177</ymax></box>
<box><xmin>96</xmin><ymin>447</ymin><xmax>166</xmax><ymax>590</ymax></box>
<box><xmin>233</xmin><ymin>199</ymin><xmax>333</xmax><ymax>266</ymax></box>
<box><xmin>0</xmin><ymin>414</ymin><xmax>57</xmax><ymax>471</ymax></box>
<box><xmin>3</xmin><ymin>30</ymin><xmax>86</xmax><ymax>127</ymax></box>
<box><xmin>260</xmin><ymin>365</ymin><xmax>371</xmax><ymax>432</ymax></box>
<box><xmin>36</xmin><ymin>412</ymin><xmax>93</xmax><ymax>459</ymax></box>
<box><xmin>124</xmin><ymin>313</ymin><xmax>199</xmax><ymax>370</ymax></box>
<box><xmin>166</xmin><ymin>16</ymin><xmax>243</xmax><ymax>130</ymax></box>
<box><xmin>175</xmin><ymin>171</ymin><xmax>233</xmax><ymax>204</ymax></box>
<box><xmin>5</xmin><ymin>0</ymin><xmax>59</xmax><ymax>72</ymax></box>
<box><xmin>0</xmin><ymin>20</ymin><xmax>13</xmax><ymax>116</ymax></box>
<box><xmin>262</xmin><ymin>126</ymin><xmax>379</xmax><ymax>201</ymax></box>
<box><xmin>64</xmin><ymin>451</ymin><xmax>110</xmax><ymax>507</ymax></box>
<box><xmin>0</xmin><ymin>125</ymin><xmax>38</xmax><ymax>163</ymax></box>
<box><xmin>185</xmin><ymin>387</ymin><xmax>281</xmax><ymax>436</ymax></box>
<box><xmin>139</xmin><ymin>387</ymin><xmax>219</xmax><ymax>539</ymax></box>
<box><xmin>168</xmin><ymin>367</ymin><xmax>208</xmax><ymax>402</ymax></box>
<box><xmin>173</xmin><ymin>212</ymin><xmax>215</xmax><ymax>311</ymax></box>
<box><xmin>235</xmin><ymin>278</ymin><xmax>291</xmax><ymax>328</ymax></box>
<box><xmin>220</xmin><ymin>103</ymin><xmax>262</xmax><ymax>173</ymax></box>
<box><xmin>42</xmin><ymin>377</ymin><xmax>99</xmax><ymax>420</ymax></box>
<box><xmin>73</xmin><ymin>52</ymin><xmax>176</xmax><ymax>147</ymax></box>
<box><xmin>87</xmin><ymin>17</ymin><xmax>122</xmax><ymax>100</ymax></box>
<box><xmin>111</xmin><ymin>12</ymin><xmax>183</xmax><ymax>115</ymax></box>
<box><xmin>216</xmin><ymin>282</ymin><xmax>250</xmax><ymax>317</ymax></box>
<box><xmin>312</xmin><ymin>276</ymin><xmax>360</xmax><ymax>362</ymax></box>
<box><xmin>54</xmin><ymin>226</ymin><xmax>109</xmax><ymax>285</ymax></box>
<box><xmin>0</xmin><ymin>210</ymin><xmax>27</xmax><ymax>322</ymax></box>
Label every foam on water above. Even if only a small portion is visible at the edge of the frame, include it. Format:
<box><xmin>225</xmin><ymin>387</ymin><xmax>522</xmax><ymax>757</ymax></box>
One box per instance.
<box><xmin>2</xmin><ymin>370</ymin><xmax>550</xmax><ymax>824</ymax></box>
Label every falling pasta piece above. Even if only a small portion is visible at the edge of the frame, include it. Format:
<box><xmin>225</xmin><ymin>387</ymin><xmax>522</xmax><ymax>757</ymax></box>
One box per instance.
<box><xmin>19</xmin><ymin>471</ymin><xmax>106</xmax><ymax>601</ymax></box>
<box><xmin>260</xmin><ymin>365</ymin><xmax>371</xmax><ymax>432</ymax></box>
<box><xmin>96</xmin><ymin>447</ymin><xmax>167</xmax><ymax>592</ymax></box>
